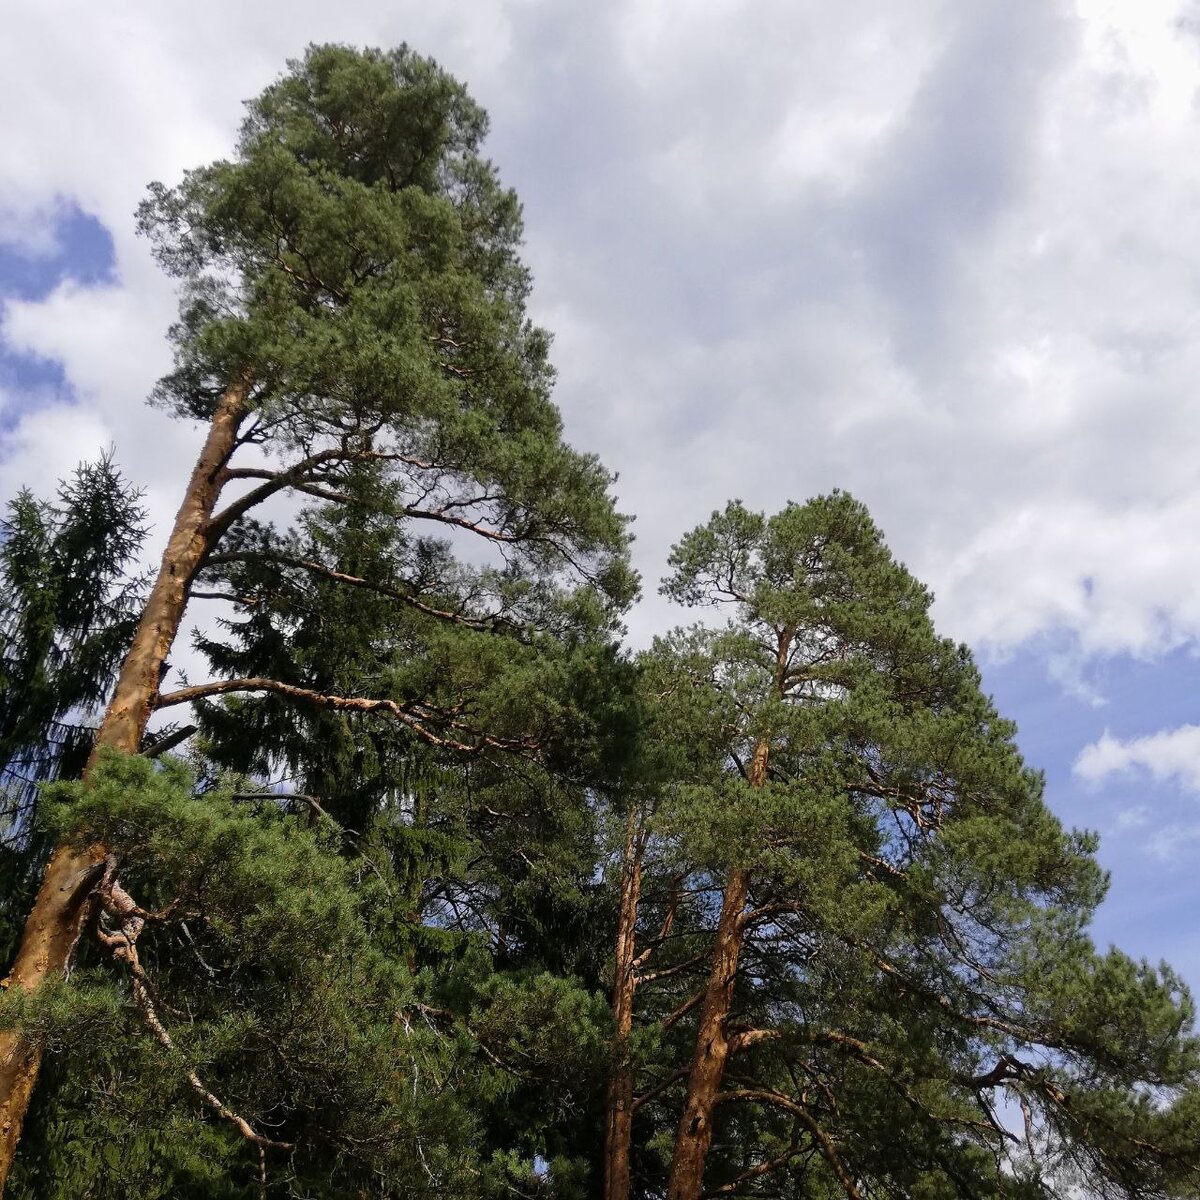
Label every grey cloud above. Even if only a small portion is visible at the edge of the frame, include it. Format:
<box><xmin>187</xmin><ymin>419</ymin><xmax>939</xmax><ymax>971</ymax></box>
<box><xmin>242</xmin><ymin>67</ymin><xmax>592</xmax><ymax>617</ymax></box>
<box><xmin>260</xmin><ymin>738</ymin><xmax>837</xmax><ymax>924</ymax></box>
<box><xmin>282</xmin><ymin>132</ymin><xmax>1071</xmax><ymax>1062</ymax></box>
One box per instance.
<box><xmin>3</xmin><ymin>0</ymin><xmax>1200</xmax><ymax>667</ymax></box>
<box><xmin>849</xmin><ymin>0</ymin><xmax>1078</xmax><ymax>374</ymax></box>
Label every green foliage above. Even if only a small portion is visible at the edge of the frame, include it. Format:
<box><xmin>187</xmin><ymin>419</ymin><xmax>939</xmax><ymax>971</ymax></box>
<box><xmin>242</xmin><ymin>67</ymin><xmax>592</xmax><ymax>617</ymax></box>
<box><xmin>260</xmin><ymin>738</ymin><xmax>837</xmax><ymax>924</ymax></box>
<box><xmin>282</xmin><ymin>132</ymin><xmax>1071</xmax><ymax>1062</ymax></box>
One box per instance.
<box><xmin>138</xmin><ymin>42</ymin><xmax>634</xmax><ymax>610</ymax></box>
<box><xmin>7</xmin><ymin>749</ymin><xmax>493</xmax><ymax>1197</ymax></box>
<box><xmin>0</xmin><ymin>455</ymin><xmax>146</xmax><ymax>815</ymax></box>
<box><xmin>1</xmin><ymin>48</ymin><xmax>639</xmax><ymax>1190</ymax></box>
<box><xmin>620</xmin><ymin>493</ymin><xmax>1200</xmax><ymax>1198</ymax></box>
<box><xmin>0</xmin><ymin>455</ymin><xmax>146</xmax><ymax>966</ymax></box>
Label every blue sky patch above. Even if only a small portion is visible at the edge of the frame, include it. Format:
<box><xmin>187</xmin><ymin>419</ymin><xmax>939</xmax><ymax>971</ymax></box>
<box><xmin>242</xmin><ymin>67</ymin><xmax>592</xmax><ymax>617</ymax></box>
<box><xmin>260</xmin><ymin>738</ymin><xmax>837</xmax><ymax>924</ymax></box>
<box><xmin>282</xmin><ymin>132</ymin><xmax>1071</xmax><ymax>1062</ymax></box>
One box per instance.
<box><xmin>982</xmin><ymin>642</ymin><xmax>1200</xmax><ymax>971</ymax></box>
<box><xmin>0</xmin><ymin>202</ymin><xmax>116</xmax><ymax>300</ymax></box>
<box><xmin>0</xmin><ymin>203</ymin><xmax>116</xmax><ymax>411</ymax></box>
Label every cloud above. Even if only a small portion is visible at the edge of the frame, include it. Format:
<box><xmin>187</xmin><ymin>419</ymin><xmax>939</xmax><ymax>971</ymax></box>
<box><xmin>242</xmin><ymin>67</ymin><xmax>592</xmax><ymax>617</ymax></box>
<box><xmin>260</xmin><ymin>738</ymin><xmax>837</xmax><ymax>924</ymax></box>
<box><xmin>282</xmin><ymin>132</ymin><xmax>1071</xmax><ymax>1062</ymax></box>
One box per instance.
<box><xmin>0</xmin><ymin>201</ymin><xmax>70</xmax><ymax>259</ymax></box>
<box><xmin>1146</xmin><ymin>822</ymin><xmax>1200</xmax><ymax>863</ymax></box>
<box><xmin>1074</xmin><ymin>724</ymin><xmax>1200</xmax><ymax>793</ymax></box>
<box><xmin>1114</xmin><ymin>805</ymin><xmax>1149</xmax><ymax>831</ymax></box>
<box><xmin>3</xmin><ymin>0</ymin><xmax>1200</xmax><ymax>670</ymax></box>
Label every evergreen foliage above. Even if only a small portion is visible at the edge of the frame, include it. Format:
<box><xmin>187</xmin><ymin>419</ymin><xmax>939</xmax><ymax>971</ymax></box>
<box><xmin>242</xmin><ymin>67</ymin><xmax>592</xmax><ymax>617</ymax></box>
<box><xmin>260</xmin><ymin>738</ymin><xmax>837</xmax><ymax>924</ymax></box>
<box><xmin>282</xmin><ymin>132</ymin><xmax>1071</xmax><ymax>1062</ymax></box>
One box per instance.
<box><xmin>1</xmin><ymin>43</ymin><xmax>635</xmax><ymax>1197</ymax></box>
<box><xmin>618</xmin><ymin>495</ymin><xmax>1200</xmax><ymax>1198</ymax></box>
<box><xmin>137</xmin><ymin>42</ymin><xmax>635</xmax><ymax>615</ymax></box>
<box><xmin>0</xmin><ymin>457</ymin><xmax>146</xmax><ymax>964</ymax></box>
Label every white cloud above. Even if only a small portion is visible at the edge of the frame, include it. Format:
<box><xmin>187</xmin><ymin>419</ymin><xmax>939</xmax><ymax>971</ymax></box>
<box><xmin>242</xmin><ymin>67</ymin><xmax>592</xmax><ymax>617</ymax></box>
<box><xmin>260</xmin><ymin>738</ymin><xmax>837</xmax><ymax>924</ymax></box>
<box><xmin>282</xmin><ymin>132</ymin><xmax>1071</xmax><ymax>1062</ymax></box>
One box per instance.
<box><xmin>1074</xmin><ymin>724</ymin><xmax>1200</xmax><ymax>793</ymax></box>
<box><xmin>3</xmin><ymin>0</ymin><xmax>1200</xmax><ymax>669</ymax></box>
<box><xmin>1145</xmin><ymin>822</ymin><xmax>1200</xmax><ymax>862</ymax></box>
<box><xmin>1114</xmin><ymin>805</ymin><xmax>1149</xmax><ymax>830</ymax></box>
<box><xmin>0</xmin><ymin>200</ymin><xmax>71</xmax><ymax>258</ymax></box>
<box><xmin>0</xmin><ymin>389</ymin><xmax>111</xmax><ymax>485</ymax></box>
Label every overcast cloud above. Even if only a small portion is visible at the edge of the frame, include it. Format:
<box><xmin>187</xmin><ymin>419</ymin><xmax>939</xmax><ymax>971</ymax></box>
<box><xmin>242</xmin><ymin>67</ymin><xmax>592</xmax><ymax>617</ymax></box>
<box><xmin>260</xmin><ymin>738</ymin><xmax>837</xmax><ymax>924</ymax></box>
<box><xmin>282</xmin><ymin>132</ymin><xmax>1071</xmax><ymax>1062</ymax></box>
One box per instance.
<box><xmin>5</xmin><ymin>0</ymin><xmax>1200</xmax><ymax>660</ymax></box>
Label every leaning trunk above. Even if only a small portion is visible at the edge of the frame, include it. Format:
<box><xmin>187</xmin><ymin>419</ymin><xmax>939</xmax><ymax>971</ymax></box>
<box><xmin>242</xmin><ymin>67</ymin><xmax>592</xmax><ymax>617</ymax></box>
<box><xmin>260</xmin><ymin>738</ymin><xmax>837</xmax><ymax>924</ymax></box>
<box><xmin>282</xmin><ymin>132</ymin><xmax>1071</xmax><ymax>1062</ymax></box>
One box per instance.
<box><xmin>604</xmin><ymin>807</ymin><xmax>644</xmax><ymax>1200</ymax></box>
<box><xmin>666</xmin><ymin>740</ymin><xmax>767</xmax><ymax>1200</ymax></box>
<box><xmin>0</xmin><ymin>381</ymin><xmax>248</xmax><ymax>1190</ymax></box>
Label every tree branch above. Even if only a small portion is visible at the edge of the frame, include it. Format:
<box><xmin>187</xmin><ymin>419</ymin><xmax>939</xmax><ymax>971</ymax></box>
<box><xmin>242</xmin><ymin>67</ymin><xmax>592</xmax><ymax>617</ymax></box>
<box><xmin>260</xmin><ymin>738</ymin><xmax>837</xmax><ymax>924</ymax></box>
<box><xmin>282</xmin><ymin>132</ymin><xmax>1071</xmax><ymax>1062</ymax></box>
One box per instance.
<box><xmin>207</xmin><ymin>447</ymin><xmax>357</xmax><ymax>542</ymax></box>
<box><xmin>717</xmin><ymin>1089</ymin><xmax>861</xmax><ymax>1200</ymax></box>
<box><xmin>141</xmin><ymin>725</ymin><xmax>197</xmax><ymax>759</ymax></box>
<box><xmin>154</xmin><ymin>677</ymin><xmax>533</xmax><ymax>755</ymax></box>
<box><xmin>204</xmin><ymin>551</ymin><xmax>523</xmax><ymax>636</ymax></box>
<box><xmin>94</xmin><ymin>871</ymin><xmax>293</xmax><ymax>1153</ymax></box>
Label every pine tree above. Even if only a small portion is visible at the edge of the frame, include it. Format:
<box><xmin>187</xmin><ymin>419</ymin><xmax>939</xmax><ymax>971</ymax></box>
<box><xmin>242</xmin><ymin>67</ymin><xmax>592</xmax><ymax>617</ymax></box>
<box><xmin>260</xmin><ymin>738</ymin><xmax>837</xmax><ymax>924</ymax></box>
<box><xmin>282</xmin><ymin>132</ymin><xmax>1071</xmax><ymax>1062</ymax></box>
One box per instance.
<box><xmin>606</xmin><ymin>495</ymin><xmax>1200</xmax><ymax>1200</ymax></box>
<box><xmin>0</xmin><ymin>44</ymin><xmax>633</xmax><ymax>1186</ymax></box>
<box><xmin>2</xmin><ymin>480</ymin><xmax>630</xmax><ymax>1194</ymax></box>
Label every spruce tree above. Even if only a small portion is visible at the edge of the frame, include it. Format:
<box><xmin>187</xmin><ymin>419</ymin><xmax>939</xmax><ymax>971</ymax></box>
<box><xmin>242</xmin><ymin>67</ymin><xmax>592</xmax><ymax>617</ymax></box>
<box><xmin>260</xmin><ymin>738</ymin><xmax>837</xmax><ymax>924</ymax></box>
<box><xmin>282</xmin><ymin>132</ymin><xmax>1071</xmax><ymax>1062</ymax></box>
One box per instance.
<box><xmin>0</xmin><ymin>457</ymin><xmax>146</xmax><ymax>966</ymax></box>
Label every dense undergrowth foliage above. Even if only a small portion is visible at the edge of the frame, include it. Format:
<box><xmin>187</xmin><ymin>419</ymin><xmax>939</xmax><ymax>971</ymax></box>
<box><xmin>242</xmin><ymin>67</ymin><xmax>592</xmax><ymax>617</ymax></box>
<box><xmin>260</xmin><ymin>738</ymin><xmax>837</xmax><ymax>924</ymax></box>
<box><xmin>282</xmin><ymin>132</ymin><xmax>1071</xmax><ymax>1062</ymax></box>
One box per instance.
<box><xmin>0</xmin><ymin>42</ymin><xmax>1199</xmax><ymax>1200</ymax></box>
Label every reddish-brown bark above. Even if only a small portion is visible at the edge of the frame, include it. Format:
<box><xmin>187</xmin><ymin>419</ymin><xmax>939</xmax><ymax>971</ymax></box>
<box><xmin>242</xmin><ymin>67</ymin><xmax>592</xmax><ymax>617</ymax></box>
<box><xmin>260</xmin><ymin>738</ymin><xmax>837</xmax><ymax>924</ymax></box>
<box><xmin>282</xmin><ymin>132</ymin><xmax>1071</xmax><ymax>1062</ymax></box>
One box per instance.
<box><xmin>604</xmin><ymin>807</ymin><xmax>644</xmax><ymax>1200</ymax></box>
<box><xmin>666</xmin><ymin>738</ymin><xmax>768</xmax><ymax>1200</ymax></box>
<box><xmin>0</xmin><ymin>381</ymin><xmax>249</xmax><ymax>1191</ymax></box>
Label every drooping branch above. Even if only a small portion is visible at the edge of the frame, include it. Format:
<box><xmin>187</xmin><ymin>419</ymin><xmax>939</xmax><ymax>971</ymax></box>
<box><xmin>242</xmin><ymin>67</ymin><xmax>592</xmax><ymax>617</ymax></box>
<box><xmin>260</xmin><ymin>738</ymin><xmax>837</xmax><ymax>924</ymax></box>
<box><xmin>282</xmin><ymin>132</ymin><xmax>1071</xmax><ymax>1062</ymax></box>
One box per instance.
<box><xmin>400</xmin><ymin>504</ymin><xmax>597</xmax><ymax>580</ymax></box>
<box><xmin>94</xmin><ymin>870</ymin><xmax>293</xmax><ymax>1154</ymax></box>
<box><xmin>203</xmin><ymin>551</ymin><xmax>524</xmax><ymax>637</ymax></box>
<box><xmin>211</xmin><ymin>453</ymin><xmax>601</xmax><ymax>585</ymax></box>
<box><xmin>400</xmin><ymin>505</ymin><xmax>535</xmax><ymax>544</ymax></box>
<box><xmin>859</xmin><ymin>941</ymin><xmax>1054</xmax><ymax>1047</ymax></box>
<box><xmin>725</xmin><ymin>1026</ymin><xmax>1012</xmax><ymax>1145</ymax></box>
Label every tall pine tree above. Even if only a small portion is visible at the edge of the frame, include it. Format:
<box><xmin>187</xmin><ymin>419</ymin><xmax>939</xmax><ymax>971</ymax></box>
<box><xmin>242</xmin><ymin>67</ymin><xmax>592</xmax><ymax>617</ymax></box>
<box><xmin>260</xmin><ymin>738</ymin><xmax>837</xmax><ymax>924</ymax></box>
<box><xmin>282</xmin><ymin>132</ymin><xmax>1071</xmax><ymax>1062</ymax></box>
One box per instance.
<box><xmin>0</xmin><ymin>44</ymin><xmax>633</xmax><ymax>1187</ymax></box>
<box><xmin>605</xmin><ymin>495</ymin><xmax>1200</xmax><ymax>1200</ymax></box>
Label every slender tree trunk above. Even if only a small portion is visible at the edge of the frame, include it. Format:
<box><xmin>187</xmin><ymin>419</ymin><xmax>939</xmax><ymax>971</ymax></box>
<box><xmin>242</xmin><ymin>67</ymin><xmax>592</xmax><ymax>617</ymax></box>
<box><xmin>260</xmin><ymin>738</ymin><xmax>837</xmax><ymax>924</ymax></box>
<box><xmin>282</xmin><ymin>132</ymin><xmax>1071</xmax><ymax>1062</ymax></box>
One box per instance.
<box><xmin>0</xmin><ymin>381</ymin><xmax>249</xmax><ymax>1191</ymax></box>
<box><xmin>666</xmin><ymin>739</ymin><xmax>768</xmax><ymax>1200</ymax></box>
<box><xmin>604</xmin><ymin>806</ymin><xmax>643</xmax><ymax>1200</ymax></box>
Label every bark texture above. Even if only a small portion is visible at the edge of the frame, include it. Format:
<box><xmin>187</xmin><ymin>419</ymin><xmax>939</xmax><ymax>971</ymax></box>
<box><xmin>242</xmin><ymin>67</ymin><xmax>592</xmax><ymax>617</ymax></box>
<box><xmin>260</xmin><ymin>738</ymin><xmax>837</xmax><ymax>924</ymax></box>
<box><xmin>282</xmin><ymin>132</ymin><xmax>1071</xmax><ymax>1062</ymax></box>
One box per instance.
<box><xmin>666</xmin><ymin>739</ymin><xmax>768</xmax><ymax>1200</ymax></box>
<box><xmin>0</xmin><ymin>381</ymin><xmax>249</xmax><ymax>1191</ymax></box>
<box><xmin>604</xmin><ymin>808</ymin><xmax>643</xmax><ymax>1200</ymax></box>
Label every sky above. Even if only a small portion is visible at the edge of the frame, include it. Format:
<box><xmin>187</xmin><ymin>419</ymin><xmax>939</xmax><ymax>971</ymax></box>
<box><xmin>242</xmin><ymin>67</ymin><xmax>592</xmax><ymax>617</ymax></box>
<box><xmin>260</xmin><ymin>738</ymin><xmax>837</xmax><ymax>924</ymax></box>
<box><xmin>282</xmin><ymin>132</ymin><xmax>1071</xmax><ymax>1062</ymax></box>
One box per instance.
<box><xmin>2</xmin><ymin>1</ymin><xmax>1200</xmax><ymax>987</ymax></box>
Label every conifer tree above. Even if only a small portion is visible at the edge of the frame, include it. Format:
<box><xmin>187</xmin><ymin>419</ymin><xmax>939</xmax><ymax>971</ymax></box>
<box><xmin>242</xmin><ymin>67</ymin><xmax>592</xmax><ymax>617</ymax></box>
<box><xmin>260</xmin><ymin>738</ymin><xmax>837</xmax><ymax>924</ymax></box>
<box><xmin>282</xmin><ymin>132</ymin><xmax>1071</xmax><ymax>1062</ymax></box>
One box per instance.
<box><xmin>2</xmin><ymin>478</ymin><xmax>627</xmax><ymax>1194</ymax></box>
<box><xmin>0</xmin><ymin>458</ymin><xmax>146</xmax><ymax>964</ymax></box>
<box><xmin>0</xmin><ymin>44</ymin><xmax>633</xmax><ymax>1186</ymax></box>
<box><xmin>607</xmin><ymin>495</ymin><xmax>1200</xmax><ymax>1200</ymax></box>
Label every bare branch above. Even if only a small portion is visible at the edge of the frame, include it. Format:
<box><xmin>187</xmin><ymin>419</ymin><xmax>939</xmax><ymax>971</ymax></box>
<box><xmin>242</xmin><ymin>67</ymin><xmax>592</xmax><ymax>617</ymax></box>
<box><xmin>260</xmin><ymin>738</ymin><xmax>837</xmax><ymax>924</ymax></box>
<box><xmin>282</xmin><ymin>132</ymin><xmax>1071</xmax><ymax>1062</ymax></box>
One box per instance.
<box><xmin>705</xmin><ymin>1137</ymin><xmax>805</xmax><ymax>1194</ymax></box>
<box><xmin>154</xmin><ymin>677</ymin><xmax>533</xmax><ymax>755</ymax></box>
<box><xmin>631</xmin><ymin>1067</ymin><xmax>688</xmax><ymax>1113</ymax></box>
<box><xmin>635</xmin><ymin>952</ymin><xmax>708</xmax><ymax>987</ymax></box>
<box><xmin>661</xmin><ymin>988</ymin><xmax>706</xmax><ymax>1032</ymax></box>
<box><xmin>94</xmin><ymin>873</ymin><xmax>293</xmax><ymax>1153</ymax></box>
<box><xmin>141</xmin><ymin>725</ymin><xmax>197</xmax><ymax>759</ymax></box>
<box><xmin>207</xmin><ymin>447</ymin><xmax>355</xmax><ymax>541</ymax></box>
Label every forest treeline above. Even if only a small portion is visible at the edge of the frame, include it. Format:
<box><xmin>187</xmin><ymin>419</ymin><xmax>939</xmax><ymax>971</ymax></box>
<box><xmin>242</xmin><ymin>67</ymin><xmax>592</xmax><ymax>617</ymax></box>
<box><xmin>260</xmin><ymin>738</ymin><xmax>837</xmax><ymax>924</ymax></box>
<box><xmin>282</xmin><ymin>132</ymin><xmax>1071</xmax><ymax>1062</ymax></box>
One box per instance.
<box><xmin>1</xmin><ymin>44</ymin><xmax>1199</xmax><ymax>1200</ymax></box>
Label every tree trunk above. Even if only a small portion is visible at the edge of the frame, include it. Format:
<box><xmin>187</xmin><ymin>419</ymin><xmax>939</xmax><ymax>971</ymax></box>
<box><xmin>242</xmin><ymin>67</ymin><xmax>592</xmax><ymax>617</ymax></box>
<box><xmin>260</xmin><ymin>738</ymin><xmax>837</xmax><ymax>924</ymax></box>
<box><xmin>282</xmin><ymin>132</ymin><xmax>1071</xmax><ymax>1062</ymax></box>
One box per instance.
<box><xmin>604</xmin><ymin>806</ymin><xmax>643</xmax><ymax>1200</ymax></box>
<box><xmin>666</xmin><ymin>739</ymin><xmax>767</xmax><ymax>1200</ymax></box>
<box><xmin>0</xmin><ymin>381</ymin><xmax>249</xmax><ymax>1191</ymax></box>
